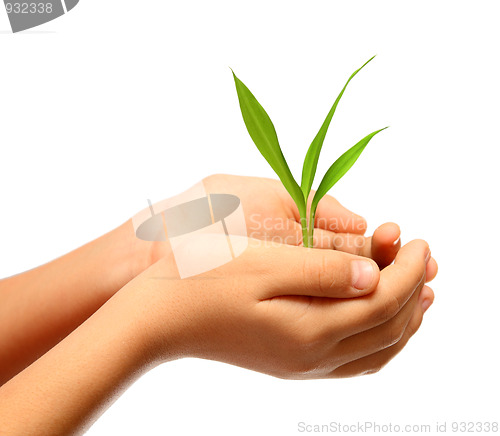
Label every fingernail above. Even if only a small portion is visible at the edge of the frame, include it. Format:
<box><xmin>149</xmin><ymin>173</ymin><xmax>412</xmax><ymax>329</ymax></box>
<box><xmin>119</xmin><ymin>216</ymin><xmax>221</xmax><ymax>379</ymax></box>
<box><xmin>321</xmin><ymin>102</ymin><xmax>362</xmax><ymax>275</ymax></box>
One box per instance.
<box><xmin>351</xmin><ymin>260</ymin><xmax>375</xmax><ymax>291</ymax></box>
<box><xmin>392</xmin><ymin>236</ymin><xmax>401</xmax><ymax>246</ymax></box>
<box><xmin>425</xmin><ymin>249</ymin><xmax>431</xmax><ymax>264</ymax></box>
<box><xmin>421</xmin><ymin>298</ymin><xmax>432</xmax><ymax>313</ymax></box>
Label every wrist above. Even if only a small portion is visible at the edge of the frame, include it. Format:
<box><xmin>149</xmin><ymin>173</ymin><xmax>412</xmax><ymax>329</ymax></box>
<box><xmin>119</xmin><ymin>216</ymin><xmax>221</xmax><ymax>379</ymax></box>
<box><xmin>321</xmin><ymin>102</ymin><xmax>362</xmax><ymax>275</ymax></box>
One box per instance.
<box><xmin>119</xmin><ymin>255</ymin><xmax>189</xmax><ymax>365</ymax></box>
<box><xmin>0</xmin><ymin>281</ymin><xmax>159</xmax><ymax>434</ymax></box>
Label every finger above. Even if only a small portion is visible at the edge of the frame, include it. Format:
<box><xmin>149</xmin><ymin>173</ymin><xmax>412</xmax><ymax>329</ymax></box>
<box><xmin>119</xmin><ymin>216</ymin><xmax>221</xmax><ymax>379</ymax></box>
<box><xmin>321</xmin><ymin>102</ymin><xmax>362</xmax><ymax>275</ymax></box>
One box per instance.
<box><xmin>371</xmin><ymin>222</ymin><xmax>401</xmax><ymax>268</ymax></box>
<box><xmin>329</xmin><ymin>285</ymin><xmax>433</xmax><ymax>378</ymax></box>
<box><xmin>419</xmin><ymin>285</ymin><xmax>435</xmax><ymax>313</ymax></box>
<box><xmin>328</xmin><ymin>223</ymin><xmax>400</xmax><ymax>267</ymax></box>
<box><xmin>312</xmin><ymin>194</ymin><xmax>367</xmax><ymax>234</ymax></box>
<box><xmin>314</xmin><ymin>223</ymin><xmax>401</xmax><ymax>270</ymax></box>
<box><xmin>330</xmin><ymin>239</ymin><xmax>429</xmax><ymax>339</ymax></box>
<box><xmin>254</xmin><ymin>243</ymin><xmax>380</xmax><ymax>299</ymax></box>
<box><xmin>332</xmin><ymin>271</ymin><xmax>425</xmax><ymax>365</ymax></box>
<box><xmin>426</xmin><ymin>256</ymin><xmax>438</xmax><ymax>282</ymax></box>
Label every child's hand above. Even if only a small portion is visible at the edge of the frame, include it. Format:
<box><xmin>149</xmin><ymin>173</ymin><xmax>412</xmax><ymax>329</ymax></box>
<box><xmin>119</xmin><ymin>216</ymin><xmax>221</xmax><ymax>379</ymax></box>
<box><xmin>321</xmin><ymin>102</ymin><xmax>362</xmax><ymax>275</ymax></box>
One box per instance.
<box><xmin>202</xmin><ymin>174</ymin><xmax>418</xmax><ymax>269</ymax></box>
<box><xmin>132</xmin><ymin>237</ymin><xmax>433</xmax><ymax>379</ymax></box>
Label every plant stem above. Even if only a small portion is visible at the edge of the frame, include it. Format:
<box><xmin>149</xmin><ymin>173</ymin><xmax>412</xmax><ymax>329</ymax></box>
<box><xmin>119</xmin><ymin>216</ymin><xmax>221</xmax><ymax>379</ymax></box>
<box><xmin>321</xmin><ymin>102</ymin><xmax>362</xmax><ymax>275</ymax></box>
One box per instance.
<box><xmin>300</xmin><ymin>214</ymin><xmax>308</xmax><ymax>247</ymax></box>
<box><xmin>298</xmin><ymin>203</ymin><xmax>309</xmax><ymax>247</ymax></box>
<box><xmin>307</xmin><ymin>214</ymin><xmax>315</xmax><ymax>248</ymax></box>
<box><xmin>306</xmin><ymin>206</ymin><xmax>317</xmax><ymax>248</ymax></box>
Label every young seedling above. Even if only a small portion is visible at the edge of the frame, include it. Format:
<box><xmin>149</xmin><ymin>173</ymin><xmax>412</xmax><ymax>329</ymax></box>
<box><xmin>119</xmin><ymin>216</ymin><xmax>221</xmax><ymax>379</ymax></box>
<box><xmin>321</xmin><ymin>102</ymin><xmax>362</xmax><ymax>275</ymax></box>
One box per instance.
<box><xmin>232</xmin><ymin>56</ymin><xmax>388</xmax><ymax>247</ymax></box>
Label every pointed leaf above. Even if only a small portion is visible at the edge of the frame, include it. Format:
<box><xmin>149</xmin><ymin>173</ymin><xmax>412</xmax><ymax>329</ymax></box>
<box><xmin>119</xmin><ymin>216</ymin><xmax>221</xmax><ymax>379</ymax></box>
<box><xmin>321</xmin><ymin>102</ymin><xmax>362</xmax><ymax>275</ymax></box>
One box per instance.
<box><xmin>232</xmin><ymin>70</ymin><xmax>305</xmax><ymax>210</ymax></box>
<box><xmin>301</xmin><ymin>55</ymin><xmax>376</xmax><ymax>201</ymax></box>
<box><xmin>310</xmin><ymin>127</ymin><xmax>388</xmax><ymax>217</ymax></box>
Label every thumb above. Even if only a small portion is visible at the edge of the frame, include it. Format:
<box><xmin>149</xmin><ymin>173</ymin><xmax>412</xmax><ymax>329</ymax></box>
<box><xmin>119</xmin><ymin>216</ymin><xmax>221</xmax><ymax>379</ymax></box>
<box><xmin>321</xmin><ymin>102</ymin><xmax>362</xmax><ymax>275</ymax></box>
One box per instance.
<box><xmin>258</xmin><ymin>244</ymin><xmax>380</xmax><ymax>299</ymax></box>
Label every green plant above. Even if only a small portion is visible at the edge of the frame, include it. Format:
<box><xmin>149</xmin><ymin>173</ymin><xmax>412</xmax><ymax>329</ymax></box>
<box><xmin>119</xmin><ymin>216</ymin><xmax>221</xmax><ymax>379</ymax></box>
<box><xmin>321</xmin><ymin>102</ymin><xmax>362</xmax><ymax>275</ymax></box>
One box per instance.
<box><xmin>232</xmin><ymin>56</ymin><xmax>388</xmax><ymax>247</ymax></box>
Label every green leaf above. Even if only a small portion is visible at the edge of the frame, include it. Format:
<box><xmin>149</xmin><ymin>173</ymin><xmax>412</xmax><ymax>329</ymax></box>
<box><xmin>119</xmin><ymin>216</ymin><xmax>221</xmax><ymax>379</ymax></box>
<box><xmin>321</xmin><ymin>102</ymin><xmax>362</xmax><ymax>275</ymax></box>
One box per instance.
<box><xmin>232</xmin><ymin>70</ymin><xmax>305</xmax><ymax>212</ymax></box>
<box><xmin>300</xmin><ymin>55</ymin><xmax>376</xmax><ymax>202</ymax></box>
<box><xmin>310</xmin><ymin>127</ymin><xmax>389</xmax><ymax>219</ymax></box>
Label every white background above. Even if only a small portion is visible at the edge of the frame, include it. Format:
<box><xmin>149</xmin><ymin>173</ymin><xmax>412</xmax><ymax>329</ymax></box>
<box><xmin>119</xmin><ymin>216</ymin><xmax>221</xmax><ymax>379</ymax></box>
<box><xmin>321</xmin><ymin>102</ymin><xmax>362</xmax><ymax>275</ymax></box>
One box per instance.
<box><xmin>1</xmin><ymin>1</ymin><xmax>499</xmax><ymax>435</ymax></box>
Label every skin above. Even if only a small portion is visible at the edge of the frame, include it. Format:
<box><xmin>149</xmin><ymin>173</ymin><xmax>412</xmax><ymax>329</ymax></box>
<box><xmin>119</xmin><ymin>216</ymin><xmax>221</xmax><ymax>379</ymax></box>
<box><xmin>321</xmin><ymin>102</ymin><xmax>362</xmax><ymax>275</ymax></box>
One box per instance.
<box><xmin>0</xmin><ymin>174</ymin><xmax>437</xmax><ymax>435</ymax></box>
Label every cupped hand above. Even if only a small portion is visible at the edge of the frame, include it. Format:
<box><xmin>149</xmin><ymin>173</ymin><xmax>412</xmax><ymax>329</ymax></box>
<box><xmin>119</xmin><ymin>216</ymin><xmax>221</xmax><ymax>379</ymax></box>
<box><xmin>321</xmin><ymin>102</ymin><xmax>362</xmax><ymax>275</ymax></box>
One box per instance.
<box><xmin>203</xmin><ymin>173</ymin><xmax>367</xmax><ymax>244</ymax></box>
<box><xmin>134</xmin><ymin>237</ymin><xmax>433</xmax><ymax>379</ymax></box>
<box><xmin>140</xmin><ymin>174</ymin><xmax>436</xmax><ymax>284</ymax></box>
<box><xmin>203</xmin><ymin>174</ymin><xmax>438</xmax><ymax>278</ymax></box>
